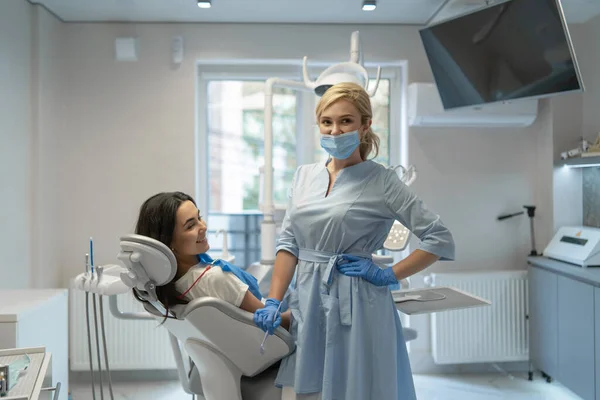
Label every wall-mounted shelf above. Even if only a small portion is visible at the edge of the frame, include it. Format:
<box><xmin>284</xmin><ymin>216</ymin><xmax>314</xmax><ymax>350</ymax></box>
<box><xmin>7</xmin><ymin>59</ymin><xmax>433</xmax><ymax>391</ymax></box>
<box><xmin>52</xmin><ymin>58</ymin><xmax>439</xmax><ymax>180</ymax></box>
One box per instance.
<box><xmin>556</xmin><ymin>155</ymin><xmax>600</xmax><ymax>168</ymax></box>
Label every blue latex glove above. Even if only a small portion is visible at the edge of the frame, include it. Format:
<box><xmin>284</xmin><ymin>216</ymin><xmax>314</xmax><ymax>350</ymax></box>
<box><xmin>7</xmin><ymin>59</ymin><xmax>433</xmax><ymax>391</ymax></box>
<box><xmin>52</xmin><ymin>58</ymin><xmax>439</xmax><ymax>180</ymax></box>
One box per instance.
<box><xmin>253</xmin><ymin>298</ymin><xmax>282</xmax><ymax>335</ymax></box>
<box><xmin>337</xmin><ymin>255</ymin><xmax>398</xmax><ymax>287</ymax></box>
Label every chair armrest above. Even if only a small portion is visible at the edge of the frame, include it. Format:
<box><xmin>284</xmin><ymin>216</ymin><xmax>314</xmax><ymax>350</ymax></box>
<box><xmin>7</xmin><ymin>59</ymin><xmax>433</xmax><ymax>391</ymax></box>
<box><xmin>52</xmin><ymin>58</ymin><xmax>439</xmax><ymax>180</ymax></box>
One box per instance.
<box><xmin>175</xmin><ymin>297</ymin><xmax>295</xmax><ymax>350</ymax></box>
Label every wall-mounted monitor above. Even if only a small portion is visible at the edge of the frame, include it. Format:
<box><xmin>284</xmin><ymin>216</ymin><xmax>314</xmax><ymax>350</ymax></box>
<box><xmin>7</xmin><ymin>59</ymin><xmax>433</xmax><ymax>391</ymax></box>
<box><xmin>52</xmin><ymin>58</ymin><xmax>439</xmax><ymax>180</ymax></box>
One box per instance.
<box><xmin>419</xmin><ymin>0</ymin><xmax>585</xmax><ymax>110</ymax></box>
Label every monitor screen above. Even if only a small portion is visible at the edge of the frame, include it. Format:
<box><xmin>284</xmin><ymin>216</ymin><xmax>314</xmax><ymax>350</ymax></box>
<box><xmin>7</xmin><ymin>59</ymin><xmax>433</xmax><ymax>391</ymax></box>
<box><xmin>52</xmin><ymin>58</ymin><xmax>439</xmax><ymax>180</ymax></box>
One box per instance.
<box><xmin>560</xmin><ymin>236</ymin><xmax>588</xmax><ymax>246</ymax></box>
<box><xmin>419</xmin><ymin>0</ymin><xmax>584</xmax><ymax>110</ymax></box>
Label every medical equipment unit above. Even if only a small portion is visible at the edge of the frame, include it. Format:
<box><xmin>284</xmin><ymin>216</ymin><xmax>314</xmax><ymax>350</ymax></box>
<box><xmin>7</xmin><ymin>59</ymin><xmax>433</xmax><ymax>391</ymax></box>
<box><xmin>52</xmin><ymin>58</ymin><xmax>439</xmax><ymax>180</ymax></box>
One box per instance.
<box><xmin>71</xmin><ymin>238</ymin><xmax>116</xmax><ymax>400</ymax></box>
<box><xmin>543</xmin><ymin>226</ymin><xmax>600</xmax><ymax>268</ymax></box>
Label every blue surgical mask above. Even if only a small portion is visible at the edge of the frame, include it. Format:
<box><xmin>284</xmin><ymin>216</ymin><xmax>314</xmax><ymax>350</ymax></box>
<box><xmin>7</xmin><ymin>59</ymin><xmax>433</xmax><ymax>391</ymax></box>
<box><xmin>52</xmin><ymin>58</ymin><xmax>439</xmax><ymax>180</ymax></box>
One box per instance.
<box><xmin>320</xmin><ymin>130</ymin><xmax>360</xmax><ymax>160</ymax></box>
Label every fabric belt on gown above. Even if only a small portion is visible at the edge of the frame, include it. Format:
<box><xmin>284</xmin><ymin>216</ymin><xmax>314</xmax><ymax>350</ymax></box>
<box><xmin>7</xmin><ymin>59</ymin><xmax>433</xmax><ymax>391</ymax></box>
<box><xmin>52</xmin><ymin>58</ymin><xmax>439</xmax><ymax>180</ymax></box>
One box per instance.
<box><xmin>297</xmin><ymin>248</ymin><xmax>373</xmax><ymax>327</ymax></box>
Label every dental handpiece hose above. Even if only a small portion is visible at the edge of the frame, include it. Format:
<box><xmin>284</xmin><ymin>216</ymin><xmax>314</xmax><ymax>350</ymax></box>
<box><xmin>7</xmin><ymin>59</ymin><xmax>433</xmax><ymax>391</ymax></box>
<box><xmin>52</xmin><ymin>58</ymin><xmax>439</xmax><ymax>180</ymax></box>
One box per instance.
<box><xmin>85</xmin><ymin>254</ymin><xmax>97</xmax><ymax>400</ymax></box>
<box><xmin>99</xmin><ymin>298</ymin><xmax>114</xmax><ymax>400</ymax></box>
<box><xmin>97</xmin><ymin>266</ymin><xmax>115</xmax><ymax>400</ymax></box>
<box><xmin>92</xmin><ymin>295</ymin><xmax>105</xmax><ymax>400</ymax></box>
<box><xmin>90</xmin><ymin>239</ymin><xmax>105</xmax><ymax>400</ymax></box>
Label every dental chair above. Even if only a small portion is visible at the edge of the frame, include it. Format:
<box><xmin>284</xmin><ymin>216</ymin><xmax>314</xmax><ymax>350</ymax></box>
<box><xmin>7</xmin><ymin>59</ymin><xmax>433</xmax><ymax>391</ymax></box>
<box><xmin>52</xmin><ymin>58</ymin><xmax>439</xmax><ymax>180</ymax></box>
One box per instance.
<box><xmin>116</xmin><ymin>234</ymin><xmax>295</xmax><ymax>400</ymax></box>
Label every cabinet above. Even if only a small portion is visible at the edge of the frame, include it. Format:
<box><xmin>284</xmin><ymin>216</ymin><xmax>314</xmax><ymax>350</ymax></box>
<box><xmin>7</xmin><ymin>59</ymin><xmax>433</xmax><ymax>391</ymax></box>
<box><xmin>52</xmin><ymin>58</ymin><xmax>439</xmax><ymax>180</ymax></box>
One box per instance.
<box><xmin>557</xmin><ymin>276</ymin><xmax>595</xmax><ymax>400</ymax></box>
<box><xmin>596</xmin><ymin>287</ymin><xmax>600</xmax><ymax>400</ymax></box>
<box><xmin>0</xmin><ymin>289</ymin><xmax>68</xmax><ymax>400</ymax></box>
<box><xmin>528</xmin><ymin>259</ymin><xmax>600</xmax><ymax>400</ymax></box>
<box><xmin>528</xmin><ymin>267</ymin><xmax>558</xmax><ymax>378</ymax></box>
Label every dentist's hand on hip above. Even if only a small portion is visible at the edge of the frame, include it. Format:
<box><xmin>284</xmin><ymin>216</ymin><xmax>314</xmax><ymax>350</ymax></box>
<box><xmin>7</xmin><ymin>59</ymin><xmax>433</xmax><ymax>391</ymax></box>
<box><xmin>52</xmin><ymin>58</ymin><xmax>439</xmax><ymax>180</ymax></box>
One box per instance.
<box><xmin>337</xmin><ymin>255</ymin><xmax>399</xmax><ymax>287</ymax></box>
<box><xmin>254</xmin><ymin>298</ymin><xmax>282</xmax><ymax>335</ymax></box>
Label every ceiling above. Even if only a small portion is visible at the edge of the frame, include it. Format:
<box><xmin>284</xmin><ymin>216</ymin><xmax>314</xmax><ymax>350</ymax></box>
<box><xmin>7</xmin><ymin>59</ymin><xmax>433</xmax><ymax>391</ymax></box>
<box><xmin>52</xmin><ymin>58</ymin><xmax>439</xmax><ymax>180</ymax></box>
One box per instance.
<box><xmin>29</xmin><ymin>0</ymin><xmax>600</xmax><ymax>25</ymax></box>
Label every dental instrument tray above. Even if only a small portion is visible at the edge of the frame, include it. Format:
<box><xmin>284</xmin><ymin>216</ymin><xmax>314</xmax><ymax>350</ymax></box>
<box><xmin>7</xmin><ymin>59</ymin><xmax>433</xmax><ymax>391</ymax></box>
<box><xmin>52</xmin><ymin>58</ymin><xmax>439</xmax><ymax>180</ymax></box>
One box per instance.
<box><xmin>0</xmin><ymin>347</ymin><xmax>51</xmax><ymax>400</ymax></box>
<box><xmin>543</xmin><ymin>226</ymin><xmax>600</xmax><ymax>268</ymax></box>
<box><xmin>392</xmin><ymin>287</ymin><xmax>490</xmax><ymax>315</ymax></box>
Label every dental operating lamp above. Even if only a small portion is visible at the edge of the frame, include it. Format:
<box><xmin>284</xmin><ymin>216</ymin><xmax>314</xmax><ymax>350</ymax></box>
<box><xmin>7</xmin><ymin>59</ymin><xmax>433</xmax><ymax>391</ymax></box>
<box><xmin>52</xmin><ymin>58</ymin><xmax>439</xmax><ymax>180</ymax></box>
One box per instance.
<box><xmin>302</xmin><ymin>31</ymin><xmax>382</xmax><ymax>97</ymax></box>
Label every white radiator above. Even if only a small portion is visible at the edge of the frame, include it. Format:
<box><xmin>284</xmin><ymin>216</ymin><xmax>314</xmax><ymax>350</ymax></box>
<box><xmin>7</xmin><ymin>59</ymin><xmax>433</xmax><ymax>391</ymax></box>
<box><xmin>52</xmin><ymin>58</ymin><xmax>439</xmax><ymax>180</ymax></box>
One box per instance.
<box><xmin>430</xmin><ymin>270</ymin><xmax>529</xmax><ymax>364</ymax></box>
<box><xmin>69</xmin><ymin>288</ymin><xmax>176</xmax><ymax>371</ymax></box>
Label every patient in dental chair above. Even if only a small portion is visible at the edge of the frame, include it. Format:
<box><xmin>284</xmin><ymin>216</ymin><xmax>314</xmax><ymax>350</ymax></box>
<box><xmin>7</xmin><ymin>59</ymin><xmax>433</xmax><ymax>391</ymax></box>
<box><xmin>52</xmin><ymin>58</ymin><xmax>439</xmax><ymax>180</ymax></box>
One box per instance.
<box><xmin>131</xmin><ymin>191</ymin><xmax>291</xmax><ymax>330</ymax></box>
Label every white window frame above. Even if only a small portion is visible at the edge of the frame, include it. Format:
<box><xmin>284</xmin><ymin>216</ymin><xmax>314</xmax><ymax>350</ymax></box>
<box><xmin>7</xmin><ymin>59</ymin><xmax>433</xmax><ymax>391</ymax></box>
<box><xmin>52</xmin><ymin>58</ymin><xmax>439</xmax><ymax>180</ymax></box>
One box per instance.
<box><xmin>195</xmin><ymin>61</ymin><xmax>406</xmax><ymax>216</ymax></box>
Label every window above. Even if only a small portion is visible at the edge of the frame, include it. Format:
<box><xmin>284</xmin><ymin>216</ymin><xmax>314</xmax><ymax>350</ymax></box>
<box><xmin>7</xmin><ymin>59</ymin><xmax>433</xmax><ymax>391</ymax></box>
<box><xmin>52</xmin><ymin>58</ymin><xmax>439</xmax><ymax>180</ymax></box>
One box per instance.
<box><xmin>207</xmin><ymin>81</ymin><xmax>299</xmax><ymax>214</ymax></box>
<box><xmin>203</xmin><ymin>69</ymin><xmax>396</xmax><ymax>215</ymax></box>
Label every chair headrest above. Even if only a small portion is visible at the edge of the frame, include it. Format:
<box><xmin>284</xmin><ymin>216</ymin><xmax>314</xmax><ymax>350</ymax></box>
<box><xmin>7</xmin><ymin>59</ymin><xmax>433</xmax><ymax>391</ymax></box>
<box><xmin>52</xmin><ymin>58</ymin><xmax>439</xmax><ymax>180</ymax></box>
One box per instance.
<box><xmin>117</xmin><ymin>234</ymin><xmax>178</xmax><ymax>303</ymax></box>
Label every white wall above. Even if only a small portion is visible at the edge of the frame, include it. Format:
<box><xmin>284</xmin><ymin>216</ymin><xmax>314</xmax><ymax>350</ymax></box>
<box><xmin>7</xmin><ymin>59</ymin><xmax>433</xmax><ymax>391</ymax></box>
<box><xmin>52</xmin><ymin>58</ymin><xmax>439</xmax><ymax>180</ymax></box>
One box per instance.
<box><xmin>0</xmin><ymin>1</ymin><xmax>64</xmax><ymax>289</ymax></box>
<box><xmin>409</xmin><ymin>117</ymin><xmax>551</xmax><ymax>274</ymax></box>
<box><xmin>0</xmin><ymin>0</ymin><xmax>33</xmax><ymax>289</ymax></box>
<box><xmin>32</xmin><ymin>5</ymin><xmax>66</xmax><ymax>288</ymax></box>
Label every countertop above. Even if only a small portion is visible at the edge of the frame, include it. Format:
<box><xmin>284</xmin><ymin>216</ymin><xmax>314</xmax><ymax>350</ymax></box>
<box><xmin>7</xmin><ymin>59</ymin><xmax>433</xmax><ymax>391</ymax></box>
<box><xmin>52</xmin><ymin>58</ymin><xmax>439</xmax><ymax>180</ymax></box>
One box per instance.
<box><xmin>0</xmin><ymin>289</ymin><xmax>68</xmax><ymax>322</ymax></box>
<box><xmin>527</xmin><ymin>256</ymin><xmax>600</xmax><ymax>287</ymax></box>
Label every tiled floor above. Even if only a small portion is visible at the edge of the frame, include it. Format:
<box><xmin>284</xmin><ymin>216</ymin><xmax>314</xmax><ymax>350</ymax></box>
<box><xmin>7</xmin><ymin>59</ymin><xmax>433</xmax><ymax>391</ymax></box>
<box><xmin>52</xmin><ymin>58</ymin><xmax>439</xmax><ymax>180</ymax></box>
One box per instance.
<box><xmin>69</xmin><ymin>373</ymin><xmax>582</xmax><ymax>399</ymax></box>
<box><xmin>412</xmin><ymin>374</ymin><xmax>581</xmax><ymax>400</ymax></box>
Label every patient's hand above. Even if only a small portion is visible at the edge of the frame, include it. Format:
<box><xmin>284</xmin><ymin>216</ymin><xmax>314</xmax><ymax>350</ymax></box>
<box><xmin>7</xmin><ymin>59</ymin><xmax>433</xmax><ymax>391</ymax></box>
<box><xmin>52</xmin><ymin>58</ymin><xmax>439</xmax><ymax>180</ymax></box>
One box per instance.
<box><xmin>239</xmin><ymin>291</ymin><xmax>290</xmax><ymax>332</ymax></box>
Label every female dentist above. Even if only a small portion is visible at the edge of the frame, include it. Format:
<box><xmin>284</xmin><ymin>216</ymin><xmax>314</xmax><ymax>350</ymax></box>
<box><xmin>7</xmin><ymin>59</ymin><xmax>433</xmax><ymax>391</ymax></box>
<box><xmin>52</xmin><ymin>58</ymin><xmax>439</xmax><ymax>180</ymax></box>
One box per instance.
<box><xmin>254</xmin><ymin>82</ymin><xmax>455</xmax><ymax>400</ymax></box>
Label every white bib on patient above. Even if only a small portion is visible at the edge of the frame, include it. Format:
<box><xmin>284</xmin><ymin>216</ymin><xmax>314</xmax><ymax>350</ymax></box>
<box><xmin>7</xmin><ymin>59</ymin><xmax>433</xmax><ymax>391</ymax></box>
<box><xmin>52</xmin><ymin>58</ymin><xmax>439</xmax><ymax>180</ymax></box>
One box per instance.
<box><xmin>174</xmin><ymin>263</ymin><xmax>250</xmax><ymax>307</ymax></box>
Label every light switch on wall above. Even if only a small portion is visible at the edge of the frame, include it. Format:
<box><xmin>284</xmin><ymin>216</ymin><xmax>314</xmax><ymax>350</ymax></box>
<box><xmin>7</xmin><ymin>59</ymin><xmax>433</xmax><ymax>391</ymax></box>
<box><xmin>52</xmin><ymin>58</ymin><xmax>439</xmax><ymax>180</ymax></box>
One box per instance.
<box><xmin>115</xmin><ymin>37</ymin><xmax>138</xmax><ymax>62</ymax></box>
<box><xmin>172</xmin><ymin>36</ymin><xmax>184</xmax><ymax>64</ymax></box>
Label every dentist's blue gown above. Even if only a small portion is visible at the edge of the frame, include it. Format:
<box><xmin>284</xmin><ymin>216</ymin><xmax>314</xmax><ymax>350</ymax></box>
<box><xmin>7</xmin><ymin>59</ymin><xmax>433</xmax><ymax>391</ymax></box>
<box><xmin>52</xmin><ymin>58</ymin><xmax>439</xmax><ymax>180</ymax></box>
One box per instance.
<box><xmin>274</xmin><ymin>160</ymin><xmax>455</xmax><ymax>400</ymax></box>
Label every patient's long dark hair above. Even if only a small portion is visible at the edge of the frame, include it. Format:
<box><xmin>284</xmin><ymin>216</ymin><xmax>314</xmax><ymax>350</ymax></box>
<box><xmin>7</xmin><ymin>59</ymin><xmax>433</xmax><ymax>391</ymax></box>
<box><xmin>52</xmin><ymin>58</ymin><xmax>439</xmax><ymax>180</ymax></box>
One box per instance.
<box><xmin>132</xmin><ymin>191</ymin><xmax>195</xmax><ymax>323</ymax></box>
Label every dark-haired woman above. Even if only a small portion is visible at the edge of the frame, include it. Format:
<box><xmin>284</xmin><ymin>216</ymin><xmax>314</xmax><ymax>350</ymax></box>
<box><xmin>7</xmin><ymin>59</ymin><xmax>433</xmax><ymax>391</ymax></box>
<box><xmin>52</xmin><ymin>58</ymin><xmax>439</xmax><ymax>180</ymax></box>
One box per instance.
<box><xmin>132</xmin><ymin>191</ymin><xmax>291</xmax><ymax>330</ymax></box>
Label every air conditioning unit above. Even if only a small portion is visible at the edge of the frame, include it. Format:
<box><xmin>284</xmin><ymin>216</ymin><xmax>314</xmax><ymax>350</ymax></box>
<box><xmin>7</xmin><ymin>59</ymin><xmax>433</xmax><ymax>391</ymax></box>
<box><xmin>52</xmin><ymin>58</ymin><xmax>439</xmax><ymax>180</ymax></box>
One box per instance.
<box><xmin>408</xmin><ymin>82</ymin><xmax>538</xmax><ymax>128</ymax></box>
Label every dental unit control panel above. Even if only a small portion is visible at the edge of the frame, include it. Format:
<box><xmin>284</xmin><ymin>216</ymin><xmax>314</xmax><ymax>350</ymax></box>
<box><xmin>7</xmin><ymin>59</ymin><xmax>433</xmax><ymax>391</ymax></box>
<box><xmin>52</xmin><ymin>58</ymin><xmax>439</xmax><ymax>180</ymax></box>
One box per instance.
<box><xmin>543</xmin><ymin>226</ymin><xmax>600</xmax><ymax>268</ymax></box>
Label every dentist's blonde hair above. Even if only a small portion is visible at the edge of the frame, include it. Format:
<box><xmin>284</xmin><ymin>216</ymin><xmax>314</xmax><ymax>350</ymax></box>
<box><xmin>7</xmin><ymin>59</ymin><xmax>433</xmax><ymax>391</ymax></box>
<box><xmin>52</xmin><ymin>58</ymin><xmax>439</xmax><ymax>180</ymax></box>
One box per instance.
<box><xmin>316</xmin><ymin>82</ymin><xmax>380</xmax><ymax>160</ymax></box>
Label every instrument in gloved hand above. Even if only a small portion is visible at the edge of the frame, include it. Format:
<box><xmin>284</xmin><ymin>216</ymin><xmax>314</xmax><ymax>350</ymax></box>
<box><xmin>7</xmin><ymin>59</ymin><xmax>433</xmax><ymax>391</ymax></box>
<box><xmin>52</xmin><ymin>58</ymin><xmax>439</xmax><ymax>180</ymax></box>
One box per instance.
<box><xmin>254</xmin><ymin>298</ymin><xmax>283</xmax><ymax>335</ymax></box>
<box><xmin>259</xmin><ymin>300</ymin><xmax>284</xmax><ymax>355</ymax></box>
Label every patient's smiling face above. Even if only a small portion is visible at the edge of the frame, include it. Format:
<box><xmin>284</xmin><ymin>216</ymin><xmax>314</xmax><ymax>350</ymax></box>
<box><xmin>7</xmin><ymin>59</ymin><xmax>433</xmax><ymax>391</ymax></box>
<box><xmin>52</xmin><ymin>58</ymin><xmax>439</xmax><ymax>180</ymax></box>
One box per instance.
<box><xmin>171</xmin><ymin>200</ymin><xmax>210</xmax><ymax>261</ymax></box>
